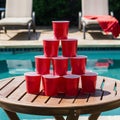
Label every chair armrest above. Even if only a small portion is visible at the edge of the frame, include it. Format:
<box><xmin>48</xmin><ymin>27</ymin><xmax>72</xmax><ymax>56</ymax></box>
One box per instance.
<box><xmin>110</xmin><ymin>11</ymin><xmax>114</xmax><ymax>16</ymax></box>
<box><xmin>78</xmin><ymin>11</ymin><xmax>82</xmax><ymax>30</ymax></box>
<box><xmin>78</xmin><ymin>11</ymin><xmax>82</xmax><ymax>20</ymax></box>
<box><xmin>32</xmin><ymin>11</ymin><xmax>36</xmax><ymax>24</ymax></box>
<box><xmin>1</xmin><ymin>11</ymin><xmax>5</xmax><ymax>19</ymax></box>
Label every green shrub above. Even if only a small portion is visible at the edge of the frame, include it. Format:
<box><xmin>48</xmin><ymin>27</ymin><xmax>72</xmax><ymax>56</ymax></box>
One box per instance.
<box><xmin>33</xmin><ymin>0</ymin><xmax>120</xmax><ymax>26</ymax></box>
<box><xmin>33</xmin><ymin>0</ymin><xmax>81</xmax><ymax>26</ymax></box>
<box><xmin>109</xmin><ymin>0</ymin><xmax>120</xmax><ymax>21</ymax></box>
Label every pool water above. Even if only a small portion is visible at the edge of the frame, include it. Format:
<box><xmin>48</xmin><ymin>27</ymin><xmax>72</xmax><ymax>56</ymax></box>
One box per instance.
<box><xmin>0</xmin><ymin>50</ymin><xmax>120</xmax><ymax>119</ymax></box>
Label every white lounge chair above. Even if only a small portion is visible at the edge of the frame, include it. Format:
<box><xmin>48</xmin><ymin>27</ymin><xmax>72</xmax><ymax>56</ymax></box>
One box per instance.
<box><xmin>0</xmin><ymin>0</ymin><xmax>36</xmax><ymax>40</ymax></box>
<box><xmin>78</xmin><ymin>0</ymin><xmax>114</xmax><ymax>39</ymax></box>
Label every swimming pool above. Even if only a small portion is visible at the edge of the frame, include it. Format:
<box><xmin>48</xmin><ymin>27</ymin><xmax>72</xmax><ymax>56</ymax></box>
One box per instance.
<box><xmin>0</xmin><ymin>50</ymin><xmax>120</xmax><ymax>119</ymax></box>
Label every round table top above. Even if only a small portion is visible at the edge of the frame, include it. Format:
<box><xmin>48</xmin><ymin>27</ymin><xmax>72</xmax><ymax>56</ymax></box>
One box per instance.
<box><xmin>0</xmin><ymin>75</ymin><xmax>120</xmax><ymax>115</ymax></box>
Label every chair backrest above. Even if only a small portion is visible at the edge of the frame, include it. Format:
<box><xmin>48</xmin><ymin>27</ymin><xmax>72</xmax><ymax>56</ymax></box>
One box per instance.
<box><xmin>82</xmin><ymin>0</ymin><xmax>109</xmax><ymax>16</ymax></box>
<box><xmin>5</xmin><ymin>0</ymin><xmax>32</xmax><ymax>18</ymax></box>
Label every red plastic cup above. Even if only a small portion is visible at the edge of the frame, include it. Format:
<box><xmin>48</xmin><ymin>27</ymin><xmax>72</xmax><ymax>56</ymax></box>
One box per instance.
<box><xmin>52</xmin><ymin>56</ymin><xmax>68</xmax><ymax>76</ymax></box>
<box><xmin>63</xmin><ymin>74</ymin><xmax>80</xmax><ymax>96</ymax></box>
<box><xmin>52</xmin><ymin>21</ymin><xmax>70</xmax><ymax>39</ymax></box>
<box><xmin>57</xmin><ymin>76</ymin><xmax>66</xmax><ymax>94</ymax></box>
<box><xmin>24</xmin><ymin>72</ymin><xmax>41</xmax><ymax>94</ymax></box>
<box><xmin>70</xmin><ymin>55</ymin><xmax>87</xmax><ymax>75</ymax></box>
<box><xmin>35</xmin><ymin>55</ymin><xmax>51</xmax><ymax>75</ymax></box>
<box><xmin>43</xmin><ymin>39</ymin><xmax>59</xmax><ymax>57</ymax></box>
<box><xmin>81</xmin><ymin>72</ymin><xmax>98</xmax><ymax>93</ymax></box>
<box><xmin>61</xmin><ymin>38</ymin><xmax>78</xmax><ymax>57</ymax></box>
<box><xmin>42</xmin><ymin>74</ymin><xmax>60</xmax><ymax>96</ymax></box>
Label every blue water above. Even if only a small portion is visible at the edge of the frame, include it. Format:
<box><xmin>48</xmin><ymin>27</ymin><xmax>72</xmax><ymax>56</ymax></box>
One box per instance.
<box><xmin>0</xmin><ymin>50</ymin><xmax>120</xmax><ymax>119</ymax></box>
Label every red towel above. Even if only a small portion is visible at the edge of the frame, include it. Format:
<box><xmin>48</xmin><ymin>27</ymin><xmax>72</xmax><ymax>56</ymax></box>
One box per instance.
<box><xmin>84</xmin><ymin>15</ymin><xmax>120</xmax><ymax>38</ymax></box>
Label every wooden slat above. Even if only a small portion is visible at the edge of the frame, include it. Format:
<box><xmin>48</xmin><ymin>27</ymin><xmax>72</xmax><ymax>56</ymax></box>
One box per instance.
<box><xmin>0</xmin><ymin>77</ymin><xmax>25</xmax><ymax>97</ymax></box>
<box><xmin>115</xmin><ymin>80</ymin><xmax>120</xmax><ymax>97</ymax></box>
<box><xmin>20</xmin><ymin>93</ymin><xmax>37</xmax><ymax>102</ymax></box>
<box><xmin>87</xmin><ymin>90</ymin><xmax>102</xmax><ymax>103</ymax></box>
<box><xmin>59</xmin><ymin>96</ymin><xmax>75</xmax><ymax>105</ymax></box>
<box><xmin>8</xmin><ymin>81</ymin><xmax>26</xmax><ymax>100</ymax></box>
<box><xmin>102</xmin><ymin>77</ymin><xmax>116</xmax><ymax>100</ymax></box>
<box><xmin>74</xmin><ymin>93</ymin><xmax>88</xmax><ymax>104</ymax></box>
<box><xmin>46</xmin><ymin>97</ymin><xmax>62</xmax><ymax>105</ymax></box>
<box><xmin>33</xmin><ymin>95</ymin><xmax>50</xmax><ymax>103</ymax></box>
<box><xmin>0</xmin><ymin>77</ymin><xmax>15</xmax><ymax>90</ymax></box>
<box><xmin>96</xmin><ymin>76</ymin><xmax>104</xmax><ymax>89</ymax></box>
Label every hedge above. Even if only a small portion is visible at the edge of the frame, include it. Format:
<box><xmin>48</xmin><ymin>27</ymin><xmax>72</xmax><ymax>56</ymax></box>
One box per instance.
<box><xmin>33</xmin><ymin>0</ymin><xmax>120</xmax><ymax>26</ymax></box>
<box><xmin>33</xmin><ymin>0</ymin><xmax>81</xmax><ymax>26</ymax></box>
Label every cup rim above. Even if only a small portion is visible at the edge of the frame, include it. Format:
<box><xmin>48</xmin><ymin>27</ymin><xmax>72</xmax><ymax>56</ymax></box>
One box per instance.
<box><xmin>61</xmin><ymin>38</ymin><xmax>78</xmax><ymax>41</ymax></box>
<box><xmin>35</xmin><ymin>55</ymin><xmax>51</xmax><ymax>59</ymax></box>
<box><xmin>71</xmin><ymin>55</ymin><xmax>87</xmax><ymax>59</ymax></box>
<box><xmin>42</xmin><ymin>74</ymin><xmax>60</xmax><ymax>79</ymax></box>
<box><xmin>52</xmin><ymin>56</ymin><xmax>68</xmax><ymax>60</ymax></box>
<box><xmin>24</xmin><ymin>72</ymin><xmax>41</xmax><ymax>76</ymax></box>
<box><xmin>63</xmin><ymin>74</ymin><xmax>80</xmax><ymax>79</ymax></box>
<box><xmin>81</xmin><ymin>72</ymin><xmax>98</xmax><ymax>76</ymax></box>
<box><xmin>43</xmin><ymin>39</ymin><xmax>59</xmax><ymax>42</ymax></box>
<box><xmin>52</xmin><ymin>21</ymin><xmax>70</xmax><ymax>23</ymax></box>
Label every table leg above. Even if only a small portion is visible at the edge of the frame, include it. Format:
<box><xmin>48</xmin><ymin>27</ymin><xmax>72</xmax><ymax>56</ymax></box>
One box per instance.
<box><xmin>88</xmin><ymin>113</ymin><xmax>101</xmax><ymax>120</ymax></box>
<box><xmin>4</xmin><ymin>109</ymin><xmax>20</xmax><ymax>120</ymax></box>
<box><xmin>66</xmin><ymin>110</ymin><xmax>79</xmax><ymax>120</ymax></box>
<box><xmin>54</xmin><ymin>115</ymin><xmax>65</xmax><ymax>120</ymax></box>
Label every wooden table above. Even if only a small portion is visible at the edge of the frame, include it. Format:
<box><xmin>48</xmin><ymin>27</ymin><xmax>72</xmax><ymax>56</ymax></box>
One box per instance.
<box><xmin>0</xmin><ymin>76</ymin><xmax>120</xmax><ymax>120</ymax></box>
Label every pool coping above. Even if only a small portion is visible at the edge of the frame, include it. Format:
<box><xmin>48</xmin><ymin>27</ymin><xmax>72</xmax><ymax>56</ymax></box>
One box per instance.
<box><xmin>1</xmin><ymin>27</ymin><xmax>120</xmax><ymax>49</ymax></box>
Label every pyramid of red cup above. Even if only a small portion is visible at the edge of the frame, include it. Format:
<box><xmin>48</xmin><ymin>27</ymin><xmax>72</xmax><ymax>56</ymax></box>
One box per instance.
<box><xmin>24</xmin><ymin>21</ymin><xmax>98</xmax><ymax>96</ymax></box>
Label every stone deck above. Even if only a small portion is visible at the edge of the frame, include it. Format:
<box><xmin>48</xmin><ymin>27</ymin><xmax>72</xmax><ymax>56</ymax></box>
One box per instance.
<box><xmin>0</xmin><ymin>27</ymin><xmax>120</xmax><ymax>48</ymax></box>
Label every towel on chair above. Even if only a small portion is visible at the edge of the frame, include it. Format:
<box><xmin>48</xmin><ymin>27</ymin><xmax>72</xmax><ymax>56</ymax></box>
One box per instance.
<box><xmin>84</xmin><ymin>15</ymin><xmax>120</xmax><ymax>38</ymax></box>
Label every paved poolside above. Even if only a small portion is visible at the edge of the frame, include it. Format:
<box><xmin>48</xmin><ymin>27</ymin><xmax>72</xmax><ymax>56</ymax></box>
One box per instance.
<box><xmin>0</xmin><ymin>26</ymin><xmax>120</xmax><ymax>48</ymax></box>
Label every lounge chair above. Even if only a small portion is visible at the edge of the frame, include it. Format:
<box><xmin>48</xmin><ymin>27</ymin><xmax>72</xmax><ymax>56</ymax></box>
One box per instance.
<box><xmin>0</xmin><ymin>0</ymin><xmax>36</xmax><ymax>40</ymax></box>
<box><xmin>78</xmin><ymin>0</ymin><xmax>119</xmax><ymax>39</ymax></box>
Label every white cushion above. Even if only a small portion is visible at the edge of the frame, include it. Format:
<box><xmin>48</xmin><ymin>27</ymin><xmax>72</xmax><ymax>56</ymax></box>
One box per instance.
<box><xmin>0</xmin><ymin>17</ymin><xmax>32</xmax><ymax>25</ymax></box>
<box><xmin>82</xmin><ymin>0</ymin><xmax>109</xmax><ymax>16</ymax></box>
<box><xmin>82</xmin><ymin>17</ymin><xmax>98</xmax><ymax>25</ymax></box>
<box><xmin>5</xmin><ymin>0</ymin><xmax>32</xmax><ymax>17</ymax></box>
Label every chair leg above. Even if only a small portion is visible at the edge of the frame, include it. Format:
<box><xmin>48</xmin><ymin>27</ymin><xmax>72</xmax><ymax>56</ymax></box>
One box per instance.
<box><xmin>88</xmin><ymin>113</ymin><xmax>101</xmax><ymax>120</ymax></box>
<box><xmin>111</xmin><ymin>34</ymin><xmax>114</xmax><ymax>39</ymax></box>
<box><xmin>32</xmin><ymin>21</ymin><xmax>37</xmax><ymax>40</ymax></box>
<box><xmin>83</xmin><ymin>22</ymin><xmax>86</xmax><ymax>39</ymax></box>
<box><xmin>33</xmin><ymin>21</ymin><xmax>36</xmax><ymax>33</ymax></box>
<box><xmin>3</xmin><ymin>26</ymin><xmax>7</xmax><ymax>33</ymax></box>
<box><xmin>32</xmin><ymin>11</ymin><xmax>36</xmax><ymax>33</ymax></box>
<box><xmin>28</xmin><ymin>22</ymin><xmax>32</xmax><ymax>40</ymax></box>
